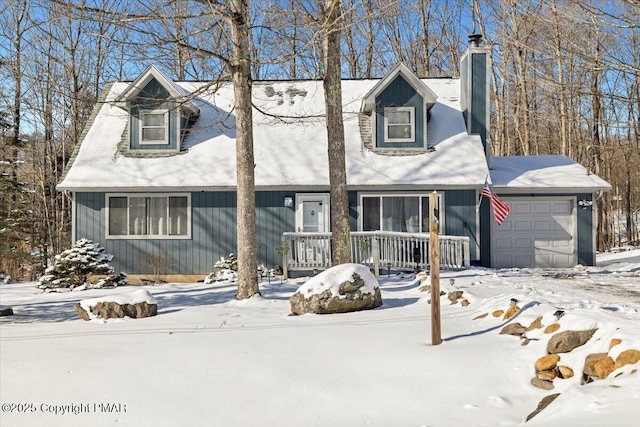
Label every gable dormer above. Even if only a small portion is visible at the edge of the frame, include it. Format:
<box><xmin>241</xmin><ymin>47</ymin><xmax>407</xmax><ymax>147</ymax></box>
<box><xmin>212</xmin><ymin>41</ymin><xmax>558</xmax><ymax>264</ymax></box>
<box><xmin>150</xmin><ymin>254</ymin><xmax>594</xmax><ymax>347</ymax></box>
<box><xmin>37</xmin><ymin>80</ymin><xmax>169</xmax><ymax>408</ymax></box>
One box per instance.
<box><xmin>361</xmin><ymin>63</ymin><xmax>437</xmax><ymax>151</ymax></box>
<box><xmin>116</xmin><ymin>65</ymin><xmax>199</xmax><ymax>153</ymax></box>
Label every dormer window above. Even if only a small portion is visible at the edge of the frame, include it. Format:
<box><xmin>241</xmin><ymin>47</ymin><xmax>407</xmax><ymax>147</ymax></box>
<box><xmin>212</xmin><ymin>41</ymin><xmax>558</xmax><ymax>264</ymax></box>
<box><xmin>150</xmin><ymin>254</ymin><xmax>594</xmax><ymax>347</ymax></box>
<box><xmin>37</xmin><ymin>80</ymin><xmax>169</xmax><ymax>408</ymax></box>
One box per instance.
<box><xmin>384</xmin><ymin>107</ymin><xmax>415</xmax><ymax>142</ymax></box>
<box><xmin>140</xmin><ymin>110</ymin><xmax>168</xmax><ymax>145</ymax></box>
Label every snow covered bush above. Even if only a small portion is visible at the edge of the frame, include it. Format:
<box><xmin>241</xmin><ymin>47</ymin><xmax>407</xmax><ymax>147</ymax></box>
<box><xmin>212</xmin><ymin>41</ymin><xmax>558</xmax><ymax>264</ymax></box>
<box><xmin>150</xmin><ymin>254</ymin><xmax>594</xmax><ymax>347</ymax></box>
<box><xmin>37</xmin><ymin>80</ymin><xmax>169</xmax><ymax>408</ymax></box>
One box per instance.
<box><xmin>37</xmin><ymin>239</ymin><xmax>127</xmax><ymax>291</ymax></box>
<box><xmin>204</xmin><ymin>253</ymin><xmax>238</xmax><ymax>283</ymax></box>
<box><xmin>0</xmin><ymin>273</ymin><xmax>10</xmax><ymax>284</ymax></box>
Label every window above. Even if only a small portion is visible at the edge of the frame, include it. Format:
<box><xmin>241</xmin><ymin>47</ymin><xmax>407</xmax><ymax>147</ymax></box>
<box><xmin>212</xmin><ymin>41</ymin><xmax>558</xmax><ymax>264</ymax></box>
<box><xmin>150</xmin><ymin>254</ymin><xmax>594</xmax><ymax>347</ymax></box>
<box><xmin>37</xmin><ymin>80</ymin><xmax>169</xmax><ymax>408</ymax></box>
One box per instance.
<box><xmin>107</xmin><ymin>194</ymin><xmax>190</xmax><ymax>239</ymax></box>
<box><xmin>361</xmin><ymin>194</ymin><xmax>443</xmax><ymax>233</ymax></box>
<box><xmin>140</xmin><ymin>110</ymin><xmax>168</xmax><ymax>144</ymax></box>
<box><xmin>384</xmin><ymin>107</ymin><xmax>414</xmax><ymax>142</ymax></box>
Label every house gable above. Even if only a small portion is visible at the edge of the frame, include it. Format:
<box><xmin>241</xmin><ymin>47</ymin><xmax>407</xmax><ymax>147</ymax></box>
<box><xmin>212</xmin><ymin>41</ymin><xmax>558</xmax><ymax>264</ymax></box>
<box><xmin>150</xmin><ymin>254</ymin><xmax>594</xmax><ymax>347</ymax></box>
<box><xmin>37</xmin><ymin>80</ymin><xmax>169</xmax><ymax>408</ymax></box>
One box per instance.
<box><xmin>116</xmin><ymin>65</ymin><xmax>199</xmax><ymax>155</ymax></box>
<box><xmin>361</xmin><ymin>63</ymin><xmax>437</xmax><ymax>152</ymax></box>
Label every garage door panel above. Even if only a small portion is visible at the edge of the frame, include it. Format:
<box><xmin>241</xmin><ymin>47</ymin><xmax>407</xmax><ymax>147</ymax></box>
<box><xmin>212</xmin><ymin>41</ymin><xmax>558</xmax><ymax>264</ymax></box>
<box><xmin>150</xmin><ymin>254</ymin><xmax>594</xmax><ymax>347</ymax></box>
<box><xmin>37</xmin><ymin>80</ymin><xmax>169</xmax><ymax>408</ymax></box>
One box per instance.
<box><xmin>533</xmin><ymin>220</ymin><xmax>551</xmax><ymax>231</ymax></box>
<box><xmin>533</xmin><ymin>203</ymin><xmax>551</xmax><ymax>214</ymax></box>
<box><xmin>512</xmin><ymin>203</ymin><xmax>531</xmax><ymax>214</ymax></box>
<box><xmin>492</xmin><ymin>198</ymin><xmax>576</xmax><ymax>268</ymax></box>
<box><xmin>513</xmin><ymin>220</ymin><xmax>531</xmax><ymax>231</ymax></box>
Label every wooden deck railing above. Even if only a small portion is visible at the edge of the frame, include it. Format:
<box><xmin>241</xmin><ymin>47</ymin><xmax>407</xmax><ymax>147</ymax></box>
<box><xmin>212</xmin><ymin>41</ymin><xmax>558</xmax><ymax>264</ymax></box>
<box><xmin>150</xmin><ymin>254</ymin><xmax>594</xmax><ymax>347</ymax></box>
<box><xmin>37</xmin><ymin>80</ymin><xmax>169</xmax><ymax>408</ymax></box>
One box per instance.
<box><xmin>280</xmin><ymin>231</ymin><xmax>470</xmax><ymax>278</ymax></box>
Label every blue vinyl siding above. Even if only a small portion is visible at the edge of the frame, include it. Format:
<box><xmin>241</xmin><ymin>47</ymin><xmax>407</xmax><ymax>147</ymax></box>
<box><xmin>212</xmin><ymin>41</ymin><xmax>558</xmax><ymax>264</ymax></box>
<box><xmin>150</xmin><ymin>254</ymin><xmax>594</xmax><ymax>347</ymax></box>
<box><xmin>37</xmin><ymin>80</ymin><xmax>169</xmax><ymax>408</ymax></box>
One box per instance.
<box><xmin>444</xmin><ymin>190</ymin><xmax>478</xmax><ymax>260</ymax></box>
<box><xmin>470</xmin><ymin>53</ymin><xmax>488</xmax><ymax>147</ymax></box>
<box><xmin>375</xmin><ymin>75</ymin><xmax>424</xmax><ymax>148</ymax></box>
<box><xmin>75</xmin><ymin>191</ymin><xmax>300</xmax><ymax>275</ymax></box>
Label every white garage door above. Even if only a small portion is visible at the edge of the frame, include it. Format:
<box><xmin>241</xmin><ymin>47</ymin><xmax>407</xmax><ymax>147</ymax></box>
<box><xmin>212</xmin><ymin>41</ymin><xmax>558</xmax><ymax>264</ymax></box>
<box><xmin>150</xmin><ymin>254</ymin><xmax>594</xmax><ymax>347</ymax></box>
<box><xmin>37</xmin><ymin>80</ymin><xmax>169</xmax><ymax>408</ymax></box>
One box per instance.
<box><xmin>492</xmin><ymin>198</ymin><xmax>576</xmax><ymax>268</ymax></box>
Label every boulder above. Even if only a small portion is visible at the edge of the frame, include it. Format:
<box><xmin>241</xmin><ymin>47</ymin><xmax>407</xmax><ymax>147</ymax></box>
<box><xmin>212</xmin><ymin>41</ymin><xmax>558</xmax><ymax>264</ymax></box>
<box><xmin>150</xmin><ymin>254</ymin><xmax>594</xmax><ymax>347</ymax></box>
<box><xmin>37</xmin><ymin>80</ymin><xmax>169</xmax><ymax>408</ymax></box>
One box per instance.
<box><xmin>544</xmin><ymin>323</ymin><xmax>561</xmax><ymax>334</ymax></box>
<box><xmin>448</xmin><ymin>291</ymin><xmax>464</xmax><ymax>304</ymax></box>
<box><xmin>594</xmin><ymin>356</ymin><xmax>616</xmax><ymax>379</ymax></box>
<box><xmin>526</xmin><ymin>316</ymin><xmax>543</xmax><ymax>331</ymax></box>
<box><xmin>536</xmin><ymin>354</ymin><xmax>560</xmax><ymax>372</ymax></box>
<box><xmin>547</xmin><ymin>329</ymin><xmax>597</xmax><ymax>354</ymax></box>
<box><xmin>503</xmin><ymin>304</ymin><xmax>519</xmax><ymax>320</ymax></box>
<box><xmin>615</xmin><ymin>349</ymin><xmax>640</xmax><ymax>369</ymax></box>
<box><xmin>289</xmin><ymin>265</ymin><xmax>382</xmax><ymax>315</ymax></box>
<box><xmin>500</xmin><ymin>322</ymin><xmax>526</xmax><ymax>336</ymax></box>
<box><xmin>0</xmin><ymin>307</ymin><xmax>14</xmax><ymax>317</ymax></box>
<box><xmin>557</xmin><ymin>365</ymin><xmax>574</xmax><ymax>379</ymax></box>
<box><xmin>583</xmin><ymin>353</ymin><xmax>609</xmax><ymax>378</ymax></box>
<box><xmin>75</xmin><ymin>289</ymin><xmax>158</xmax><ymax>321</ymax></box>
<box><xmin>530</xmin><ymin>377</ymin><xmax>554</xmax><ymax>390</ymax></box>
<box><xmin>75</xmin><ymin>301</ymin><xmax>157</xmax><ymax>320</ymax></box>
<box><xmin>537</xmin><ymin>369</ymin><xmax>558</xmax><ymax>381</ymax></box>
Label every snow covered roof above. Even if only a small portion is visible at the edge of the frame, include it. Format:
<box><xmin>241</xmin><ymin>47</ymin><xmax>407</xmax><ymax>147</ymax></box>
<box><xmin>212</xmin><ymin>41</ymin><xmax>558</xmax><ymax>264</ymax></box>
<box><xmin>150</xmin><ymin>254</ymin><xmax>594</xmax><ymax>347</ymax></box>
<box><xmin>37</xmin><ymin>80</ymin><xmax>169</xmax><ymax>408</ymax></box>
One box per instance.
<box><xmin>489</xmin><ymin>155</ymin><xmax>611</xmax><ymax>193</ymax></box>
<box><xmin>58</xmin><ymin>76</ymin><xmax>490</xmax><ymax>192</ymax></box>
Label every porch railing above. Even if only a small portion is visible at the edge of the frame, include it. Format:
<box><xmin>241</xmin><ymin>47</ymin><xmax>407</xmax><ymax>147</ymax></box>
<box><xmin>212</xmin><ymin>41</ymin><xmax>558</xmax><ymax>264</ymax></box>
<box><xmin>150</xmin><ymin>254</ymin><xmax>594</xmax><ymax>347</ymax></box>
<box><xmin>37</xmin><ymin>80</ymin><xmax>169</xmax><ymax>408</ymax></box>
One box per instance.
<box><xmin>281</xmin><ymin>231</ymin><xmax>470</xmax><ymax>278</ymax></box>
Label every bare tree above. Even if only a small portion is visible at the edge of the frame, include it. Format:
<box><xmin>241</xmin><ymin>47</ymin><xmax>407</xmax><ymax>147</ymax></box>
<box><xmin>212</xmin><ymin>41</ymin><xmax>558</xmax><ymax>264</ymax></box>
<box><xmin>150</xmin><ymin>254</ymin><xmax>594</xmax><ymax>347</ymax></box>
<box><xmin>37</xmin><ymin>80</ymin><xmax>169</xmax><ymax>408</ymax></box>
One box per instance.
<box><xmin>229</xmin><ymin>0</ymin><xmax>260</xmax><ymax>299</ymax></box>
<box><xmin>318</xmin><ymin>0</ymin><xmax>350</xmax><ymax>265</ymax></box>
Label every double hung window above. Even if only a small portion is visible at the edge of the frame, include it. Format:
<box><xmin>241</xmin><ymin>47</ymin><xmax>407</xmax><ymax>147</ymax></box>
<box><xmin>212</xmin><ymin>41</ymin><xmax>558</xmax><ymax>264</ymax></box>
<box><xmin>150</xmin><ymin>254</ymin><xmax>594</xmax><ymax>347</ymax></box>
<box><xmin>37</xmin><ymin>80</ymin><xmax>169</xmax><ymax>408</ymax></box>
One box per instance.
<box><xmin>384</xmin><ymin>107</ymin><xmax>415</xmax><ymax>142</ymax></box>
<box><xmin>140</xmin><ymin>110</ymin><xmax>168</xmax><ymax>144</ymax></box>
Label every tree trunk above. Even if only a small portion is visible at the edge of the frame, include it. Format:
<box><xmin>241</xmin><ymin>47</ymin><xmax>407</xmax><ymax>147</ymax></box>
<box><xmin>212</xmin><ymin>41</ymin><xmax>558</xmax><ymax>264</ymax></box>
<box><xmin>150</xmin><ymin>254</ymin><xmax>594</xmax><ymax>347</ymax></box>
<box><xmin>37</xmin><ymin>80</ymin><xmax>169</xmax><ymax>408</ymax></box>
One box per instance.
<box><xmin>230</xmin><ymin>0</ymin><xmax>259</xmax><ymax>299</ymax></box>
<box><xmin>320</xmin><ymin>0</ymin><xmax>351</xmax><ymax>265</ymax></box>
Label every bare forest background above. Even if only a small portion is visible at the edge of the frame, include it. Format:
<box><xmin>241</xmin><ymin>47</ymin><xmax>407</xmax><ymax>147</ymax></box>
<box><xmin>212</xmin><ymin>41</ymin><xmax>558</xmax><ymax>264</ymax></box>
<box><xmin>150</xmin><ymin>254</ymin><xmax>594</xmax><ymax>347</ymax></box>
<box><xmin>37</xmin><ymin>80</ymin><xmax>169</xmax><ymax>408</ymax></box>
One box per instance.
<box><xmin>1</xmin><ymin>0</ymin><xmax>639</xmax><ymax>281</ymax></box>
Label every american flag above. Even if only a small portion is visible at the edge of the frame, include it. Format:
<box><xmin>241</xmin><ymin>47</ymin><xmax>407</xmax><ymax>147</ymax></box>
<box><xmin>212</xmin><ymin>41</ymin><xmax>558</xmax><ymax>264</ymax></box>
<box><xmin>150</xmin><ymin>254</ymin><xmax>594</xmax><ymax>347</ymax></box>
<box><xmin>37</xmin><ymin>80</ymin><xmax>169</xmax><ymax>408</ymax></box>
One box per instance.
<box><xmin>482</xmin><ymin>179</ymin><xmax>510</xmax><ymax>226</ymax></box>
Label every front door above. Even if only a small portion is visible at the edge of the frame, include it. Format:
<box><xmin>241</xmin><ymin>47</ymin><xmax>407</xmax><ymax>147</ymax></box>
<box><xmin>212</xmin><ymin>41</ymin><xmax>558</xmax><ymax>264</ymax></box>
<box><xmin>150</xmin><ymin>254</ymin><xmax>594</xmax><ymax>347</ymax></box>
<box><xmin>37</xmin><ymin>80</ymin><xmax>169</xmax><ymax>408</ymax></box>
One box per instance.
<box><xmin>296</xmin><ymin>194</ymin><xmax>330</xmax><ymax>233</ymax></box>
<box><xmin>295</xmin><ymin>194</ymin><xmax>331</xmax><ymax>264</ymax></box>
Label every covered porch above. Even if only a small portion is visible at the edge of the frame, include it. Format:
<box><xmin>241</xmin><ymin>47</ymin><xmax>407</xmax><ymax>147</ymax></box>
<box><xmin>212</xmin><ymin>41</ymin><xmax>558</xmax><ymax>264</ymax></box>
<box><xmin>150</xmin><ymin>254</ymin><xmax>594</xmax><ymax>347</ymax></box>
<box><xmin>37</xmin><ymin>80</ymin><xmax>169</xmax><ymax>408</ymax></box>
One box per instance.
<box><xmin>280</xmin><ymin>231</ymin><xmax>470</xmax><ymax>278</ymax></box>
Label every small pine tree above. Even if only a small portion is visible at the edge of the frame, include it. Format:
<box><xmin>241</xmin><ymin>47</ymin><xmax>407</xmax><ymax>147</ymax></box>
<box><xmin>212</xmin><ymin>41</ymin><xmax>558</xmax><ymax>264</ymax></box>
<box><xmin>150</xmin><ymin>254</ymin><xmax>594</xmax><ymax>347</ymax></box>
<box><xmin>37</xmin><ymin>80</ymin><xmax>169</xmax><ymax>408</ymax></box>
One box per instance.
<box><xmin>204</xmin><ymin>253</ymin><xmax>238</xmax><ymax>283</ymax></box>
<box><xmin>37</xmin><ymin>239</ymin><xmax>127</xmax><ymax>291</ymax></box>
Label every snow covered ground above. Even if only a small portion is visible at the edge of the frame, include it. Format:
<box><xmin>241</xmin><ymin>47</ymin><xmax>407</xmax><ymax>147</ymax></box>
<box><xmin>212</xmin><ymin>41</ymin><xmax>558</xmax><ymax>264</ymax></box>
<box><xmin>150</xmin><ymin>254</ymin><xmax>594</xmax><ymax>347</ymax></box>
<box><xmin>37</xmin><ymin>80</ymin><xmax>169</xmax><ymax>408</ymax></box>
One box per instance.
<box><xmin>1</xmin><ymin>251</ymin><xmax>639</xmax><ymax>427</ymax></box>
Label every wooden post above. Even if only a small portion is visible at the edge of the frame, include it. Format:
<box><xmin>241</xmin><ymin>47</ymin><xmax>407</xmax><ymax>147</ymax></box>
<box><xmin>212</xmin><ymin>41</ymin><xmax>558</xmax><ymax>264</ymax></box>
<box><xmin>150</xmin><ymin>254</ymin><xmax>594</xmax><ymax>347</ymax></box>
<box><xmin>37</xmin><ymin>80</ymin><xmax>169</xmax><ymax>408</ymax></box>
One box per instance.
<box><xmin>429</xmin><ymin>191</ymin><xmax>442</xmax><ymax>345</ymax></box>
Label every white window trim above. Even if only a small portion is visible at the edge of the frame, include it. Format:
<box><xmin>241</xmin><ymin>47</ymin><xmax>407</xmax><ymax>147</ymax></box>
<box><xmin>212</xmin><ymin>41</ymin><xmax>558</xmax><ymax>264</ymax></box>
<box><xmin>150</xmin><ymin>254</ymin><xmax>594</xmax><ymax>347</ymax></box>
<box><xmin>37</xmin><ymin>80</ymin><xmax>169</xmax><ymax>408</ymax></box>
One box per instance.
<box><xmin>139</xmin><ymin>109</ymin><xmax>169</xmax><ymax>145</ymax></box>
<box><xmin>383</xmin><ymin>107</ymin><xmax>415</xmax><ymax>143</ymax></box>
<box><xmin>105</xmin><ymin>193</ymin><xmax>191</xmax><ymax>240</ymax></box>
<box><xmin>358</xmin><ymin>192</ymin><xmax>445</xmax><ymax>233</ymax></box>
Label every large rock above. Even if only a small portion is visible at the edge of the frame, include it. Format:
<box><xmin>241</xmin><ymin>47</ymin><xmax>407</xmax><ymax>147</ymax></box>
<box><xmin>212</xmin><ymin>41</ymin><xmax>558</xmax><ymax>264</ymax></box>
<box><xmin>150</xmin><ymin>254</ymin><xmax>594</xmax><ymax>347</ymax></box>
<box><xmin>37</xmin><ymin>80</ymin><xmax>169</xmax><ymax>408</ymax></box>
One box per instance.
<box><xmin>530</xmin><ymin>377</ymin><xmax>554</xmax><ymax>390</ymax></box>
<box><xmin>615</xmin><ymin>349</ymin><xmax>640</xmax><ymax>369</ymax></box>
<box><xmin>583</xmin><ymin>353</ymin><xmax>608</xmax><ymax>378</ymax></box>
<box><xmin>594</xmin><ymin>356</ymin><xmax>616</xmax><ymax>379</ymax></box>
<box><xmin>75</xmin><ymin>289</ymin><xmax>158</xmax><ymax>321</ymax></box>
<box><xmin>289</xmin><ymin>264</ymin><xmax>382</xmax><ymax>315</ymax></box>
<box><xmin>0</xmin><ymin>307</ymin><xmax>14</xmax><ymax>317</ymax></box>
<box><xmin>547</xmin><ymin>329</ymin><xmax>597</xmax><ymax>354</ymax></box>
<box><xmin>536</xmin><ymin>354</ymin><xmax>560</xmax><ymax>372</ymax></box>
<box><xmin>500</xmin><ymin>322</ymin><xmax>526</xmax><ymax>336</ymax></box>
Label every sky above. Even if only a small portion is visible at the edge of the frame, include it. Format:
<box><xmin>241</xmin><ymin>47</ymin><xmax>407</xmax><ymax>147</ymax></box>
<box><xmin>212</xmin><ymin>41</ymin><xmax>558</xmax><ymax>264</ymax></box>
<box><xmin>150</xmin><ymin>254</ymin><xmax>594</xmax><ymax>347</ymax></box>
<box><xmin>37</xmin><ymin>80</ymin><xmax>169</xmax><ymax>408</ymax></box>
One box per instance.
<box><xmin>1</xmin><ymin>249</ymin><xmax>639</xmax><ymax>426</ymax></box>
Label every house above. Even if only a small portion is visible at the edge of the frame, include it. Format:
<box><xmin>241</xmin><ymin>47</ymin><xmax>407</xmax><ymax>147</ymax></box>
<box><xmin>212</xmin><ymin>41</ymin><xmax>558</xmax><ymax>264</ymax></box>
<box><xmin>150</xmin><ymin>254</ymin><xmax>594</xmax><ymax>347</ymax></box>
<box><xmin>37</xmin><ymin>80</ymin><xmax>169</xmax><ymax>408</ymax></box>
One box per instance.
<box><xmin>57</xmin><ymin>35</ymin><xmax>610</xmax><ymax>280</ymax></box>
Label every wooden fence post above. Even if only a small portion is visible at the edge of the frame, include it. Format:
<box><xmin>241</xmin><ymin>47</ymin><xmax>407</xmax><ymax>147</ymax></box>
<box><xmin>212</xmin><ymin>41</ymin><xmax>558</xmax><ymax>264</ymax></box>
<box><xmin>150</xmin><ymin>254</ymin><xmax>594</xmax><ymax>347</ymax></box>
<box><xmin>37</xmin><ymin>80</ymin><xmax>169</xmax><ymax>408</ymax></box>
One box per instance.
<box><xmin>429</xmin><ymin>191</ymin><xmax>442</xmax><ymax>345</ymax></box>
